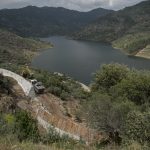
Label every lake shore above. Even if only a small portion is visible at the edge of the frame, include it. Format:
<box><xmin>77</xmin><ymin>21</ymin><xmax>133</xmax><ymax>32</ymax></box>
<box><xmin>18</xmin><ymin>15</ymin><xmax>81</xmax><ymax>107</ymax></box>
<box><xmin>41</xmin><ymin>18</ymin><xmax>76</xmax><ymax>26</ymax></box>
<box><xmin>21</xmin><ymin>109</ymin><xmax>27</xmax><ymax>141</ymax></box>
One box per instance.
<box><xmin>135</xmin><ymin>45</ymin><xmax>150</xmax><ymax>59</ymax></box>
<box><xmin>76</xmin><ymin>81</ymin><xmax>91</xmax><ymax>92</ymax></box>
<box><xmin>32</xmin><ymin>36</ymin><xmax>150</xmax><ymax>84</ymax></box>
<box><xmin>53</xmin><ymin>72</ymin><xmax>91</xmax><ymax>92</ymax></box>
<box><xmin>112</xmin><ymin>45</ymin><xmax>150</xmax><ymax>60</ymax></box>
<box><xmin>29</xmin><ymin>41</ymin><xmax>53</xmax><ymax>65</ymax></box>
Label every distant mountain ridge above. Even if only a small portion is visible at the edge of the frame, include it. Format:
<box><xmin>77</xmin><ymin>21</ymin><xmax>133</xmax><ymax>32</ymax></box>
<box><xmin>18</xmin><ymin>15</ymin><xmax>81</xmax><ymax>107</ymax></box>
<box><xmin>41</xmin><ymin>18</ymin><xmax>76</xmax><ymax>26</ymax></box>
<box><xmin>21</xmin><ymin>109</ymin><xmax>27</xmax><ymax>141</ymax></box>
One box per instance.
<box><xmin>74</xmin><ymin>0</ymin><xmax>150</xmax><ymax>56</ymax></box>
<box><xmin>75</xmin><ymin>0</ymin><xmax>150</xmax><ymax>42</ymax></box>
<box><xmin>0</xmin><ymin>1</ymin><xmax>149</xmax><ymax>57</ymax></box>
<box><xmin>0</xmin><ymin>6</ymin><xmax>113</xmax><ymax>37</ymax></box>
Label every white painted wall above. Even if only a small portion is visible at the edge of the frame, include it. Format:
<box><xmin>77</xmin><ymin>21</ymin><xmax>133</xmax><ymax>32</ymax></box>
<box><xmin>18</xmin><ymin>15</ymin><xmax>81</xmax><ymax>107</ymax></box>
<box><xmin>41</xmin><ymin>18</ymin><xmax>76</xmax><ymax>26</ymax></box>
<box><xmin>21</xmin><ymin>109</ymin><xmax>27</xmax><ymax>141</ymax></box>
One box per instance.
<box><xmin>0</xmin><ymin>68</ymin><xmax>35</xmax><ymax>98</ymax></box>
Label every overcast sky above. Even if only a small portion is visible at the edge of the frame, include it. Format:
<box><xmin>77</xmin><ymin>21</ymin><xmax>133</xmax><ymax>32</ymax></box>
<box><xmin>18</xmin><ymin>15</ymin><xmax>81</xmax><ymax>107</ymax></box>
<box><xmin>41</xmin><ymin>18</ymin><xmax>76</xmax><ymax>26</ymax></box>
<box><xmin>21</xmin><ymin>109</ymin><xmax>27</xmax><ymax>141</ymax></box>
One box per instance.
<box><xmin>0</xmin><ymin>0</ymin><xmax>146</xmax><ymax>11</ymax></box>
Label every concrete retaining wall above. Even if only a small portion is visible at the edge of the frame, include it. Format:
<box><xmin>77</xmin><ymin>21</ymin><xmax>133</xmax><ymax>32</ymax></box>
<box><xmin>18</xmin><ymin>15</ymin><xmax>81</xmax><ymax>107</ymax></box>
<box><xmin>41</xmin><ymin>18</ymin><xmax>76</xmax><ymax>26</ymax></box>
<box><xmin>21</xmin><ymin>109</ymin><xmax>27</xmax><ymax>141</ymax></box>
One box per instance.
<box><xmin>0</xmin><ymin>68</ymin><xmax>35</xmax><ymax>98</ymax></box>
<box><xmin>37</xmin><ymin>116</ymin><xmax>81</xmax><ymax>141</ymax></box>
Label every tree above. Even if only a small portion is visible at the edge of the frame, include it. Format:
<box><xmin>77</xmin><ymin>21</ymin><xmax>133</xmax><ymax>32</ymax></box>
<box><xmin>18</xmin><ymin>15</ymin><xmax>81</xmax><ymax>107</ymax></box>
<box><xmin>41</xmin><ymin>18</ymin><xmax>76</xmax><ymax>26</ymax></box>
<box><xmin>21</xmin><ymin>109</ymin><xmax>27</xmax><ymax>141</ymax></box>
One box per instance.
<box><xmin>91</xmin><ymin>64</ymin><xmax>129</xmax><ymax>92</ymax></box>
<box><xmin>84</xmin><ymin>93</ymin><xmax>135</xmax><ymax>144</ymax></box>
<box><xmin>111</xmin><ymin>71</ymin><xmax>150</xmax><ymax>105</ymax></box>
<box><xmin>15</xmin><ymin>111</ymin><xmax>39</xmax><ymax>142</ymax></box>
<box><xmin>123</xmin><ymin>111</ymin><xmax>150</xmax><ymax>144</ymax></box>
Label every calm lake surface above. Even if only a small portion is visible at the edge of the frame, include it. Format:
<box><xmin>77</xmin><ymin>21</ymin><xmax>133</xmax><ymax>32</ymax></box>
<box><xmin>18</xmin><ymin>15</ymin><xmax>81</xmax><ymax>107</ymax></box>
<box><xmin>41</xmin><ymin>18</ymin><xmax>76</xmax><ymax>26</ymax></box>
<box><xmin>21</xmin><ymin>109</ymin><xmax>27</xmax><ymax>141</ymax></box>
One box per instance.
<box><xmin>32</xmin><ymin>36</ymin><xmax>150</xmax><ymax>84</ymax></box>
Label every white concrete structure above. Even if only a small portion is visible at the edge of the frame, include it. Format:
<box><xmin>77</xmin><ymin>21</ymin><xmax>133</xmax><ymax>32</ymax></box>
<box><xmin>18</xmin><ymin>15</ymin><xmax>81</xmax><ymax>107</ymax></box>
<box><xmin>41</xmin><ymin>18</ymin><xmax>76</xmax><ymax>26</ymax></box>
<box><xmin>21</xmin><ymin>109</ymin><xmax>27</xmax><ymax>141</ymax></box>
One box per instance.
<box><xmin>78</xmin><ymin>82</ymin><xmax>91</xmax><ymax>92</ymax></box>
<box><xmin>37</xmin><ymin>116</ymin><xmax>81</xmax><ymax>141</ymax></box>
<box><xmin>0</xmin><ymin>68</ymin><xmax>35</xmax><ymax>98</ymax></box>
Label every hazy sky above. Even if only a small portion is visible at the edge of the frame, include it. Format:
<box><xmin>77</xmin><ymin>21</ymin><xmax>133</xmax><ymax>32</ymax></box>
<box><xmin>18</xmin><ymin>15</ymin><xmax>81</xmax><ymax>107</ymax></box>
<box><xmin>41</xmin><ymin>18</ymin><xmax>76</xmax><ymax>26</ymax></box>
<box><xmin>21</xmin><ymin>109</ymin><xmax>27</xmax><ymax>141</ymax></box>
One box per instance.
<box><xmin>0</xmin><ymin>0</ymin><xmax>146</xmax><ymax>11</ymax></box>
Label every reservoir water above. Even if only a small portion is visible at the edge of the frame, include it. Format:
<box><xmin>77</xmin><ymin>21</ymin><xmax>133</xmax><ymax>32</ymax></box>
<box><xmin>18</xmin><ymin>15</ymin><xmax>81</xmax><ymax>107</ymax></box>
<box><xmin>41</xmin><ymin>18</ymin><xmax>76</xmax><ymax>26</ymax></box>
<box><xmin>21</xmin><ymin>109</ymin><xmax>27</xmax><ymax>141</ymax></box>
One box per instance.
<box><xmin>32</xmin><ymin>36</ymin><xmax>150</xmax><ymax>84</ymax></box>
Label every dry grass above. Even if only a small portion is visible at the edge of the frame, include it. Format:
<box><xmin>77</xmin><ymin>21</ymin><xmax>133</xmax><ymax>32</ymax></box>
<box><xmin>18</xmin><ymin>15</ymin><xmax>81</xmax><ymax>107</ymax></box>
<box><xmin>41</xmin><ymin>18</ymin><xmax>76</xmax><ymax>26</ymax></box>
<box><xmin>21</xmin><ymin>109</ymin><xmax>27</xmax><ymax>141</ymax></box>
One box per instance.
<box><xmin>0</xmin><ymin>136</ymin><xmax>92</xmax><ymax>150</ymax></box>
<box><xmin>1</xmin><ymin>135</ymin><xmax>149</xmax><ymax>150</ymax></box>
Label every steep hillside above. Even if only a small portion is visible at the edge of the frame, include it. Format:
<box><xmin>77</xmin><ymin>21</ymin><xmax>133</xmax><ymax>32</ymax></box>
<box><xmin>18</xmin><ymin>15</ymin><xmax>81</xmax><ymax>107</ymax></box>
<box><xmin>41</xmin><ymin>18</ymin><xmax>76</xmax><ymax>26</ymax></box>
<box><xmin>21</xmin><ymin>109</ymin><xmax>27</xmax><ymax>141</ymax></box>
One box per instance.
<box><xmin>0</xmin><ymin>29</ymin><xmax>51</xmax><ymax>65</ymax></box>
<box><xmin>112</xmin><ymin>32</ymin><xmax>150</xmax><ymax>54</ymax></box>
<box><xmin>135</xmin><ymin>44</ymin><xmax>150</xmax><ymax>59</ymax></box>
<box><xmin>0</xmin><ymin>6</ymin><xmax>113</xmax><ymax>37</ymax></box>
<box><xmin>1</xmin><ymin>64</ymin><xmax>150</xmax><ymax>150</ymax></box>
<box><xmin>75</xmin><ymin>0</ymin><xmax>150</xmax><ymax>55</ymax></box>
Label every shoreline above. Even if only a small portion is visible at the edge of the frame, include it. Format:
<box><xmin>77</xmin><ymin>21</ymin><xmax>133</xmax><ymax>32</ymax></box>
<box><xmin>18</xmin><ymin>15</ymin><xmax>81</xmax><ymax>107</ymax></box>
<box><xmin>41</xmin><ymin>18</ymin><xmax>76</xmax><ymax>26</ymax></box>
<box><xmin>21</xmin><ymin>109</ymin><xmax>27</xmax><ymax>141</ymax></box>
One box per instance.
<box><xmin>29</xmin><ymin>42</ymin><xmax>53</xmax><ymax>65</ymax></box>
<box><xmin>39</xmin><ymin>35</ymin><xmax>150</xmax><ymax>60</ymax></box>
<box><xmin>76</xmin><ymin>81</ymin><xmax>91</xmax><ymax>92</ymax></box>
<box><xmin>112</xmin><ymin>45</ymin><xmax>150</xmax><ymax>60</ymax></box>
<box><xmin>135</xmin><ymin>45</ymin><xmax>150</xmax><ymax>60</ymax></box>
<box><xmin>30</xmin><ymin>37</ymin><xmax>150</xmax><ymax>91</ymax></box>
<box><xmin>53</xmin><ymin>72</ymin><xmax>91</xmax><ymax>92</ymax></box>
<box><xmin>30</xmin><ymin>39</ymin><xmax>91</xmax><ymax>92</ymax></box>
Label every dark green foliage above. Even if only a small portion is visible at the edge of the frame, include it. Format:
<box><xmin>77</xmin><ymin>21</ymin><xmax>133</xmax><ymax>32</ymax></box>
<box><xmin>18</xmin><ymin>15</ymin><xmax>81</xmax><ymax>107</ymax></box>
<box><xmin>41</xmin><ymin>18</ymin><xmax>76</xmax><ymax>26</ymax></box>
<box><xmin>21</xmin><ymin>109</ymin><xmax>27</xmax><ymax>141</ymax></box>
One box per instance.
<box><xmin>33</xmin><ymin>69</ymin><xmax>89</xmax><ymax>100</ymax></box>
<box><xmin>84</xmin><ymin>92</ymin><xmax>135</xmax><ymax>143</ymax></box>
<box><xmin>92</xmin><ymin>64</ymin><xmax>150</xmax><ymax>105</ymax></box>
<box><xmin>0</xmin><ymin>114</ymin><xmax>15</xmax><ymax>135</ymax></box>
<box><xmin>0</xmin><ymin>6</ymin><xmax>112</xmax><ymax>37</ymax></box>
<box><xmin>14</xmin><ymin>111</ymin><xmax>39</xmax><ymax>142</ymax></box>
<box><xmin>91</xmin><ymin>63</ymin><xmax>129</xmax><ymax>92</ymax></box>
<box><xmin>1</xmin><ymin>63</ymin><xmax>150</xmax><ymax>148</ymax></box>
<box><xmin>0</xmin><ymin>74</ymin><xmax>11</xmax><ymax>94</ymax></box>
<box><xmin>123</xmin><ymin>111</ymin><xmax>150</xmax><ymax>144</ymax></box>
<box><xmin>111</xmin><ymin>71</ymin><xmax>150</xmax><ymax>105</ymax></box>
<box><xmin>113</xmin><ymin>32</ymin><xmax>150</xmax><ymax>53</ymax></box>
<box><xmin>83</xmin><ymin>64</ymin><xmax>150</xmax><ymax>145</ymax></box>
<box><xmin>0</xmin><ymin>111</ymin><xmax>82</xmax><ymax>148</ymax></box>
<box><xmin>0</xmin><ymin>29</ymin><xmax>51</xmax><ymax>65</ymax></box>
<box><xmin>0</xmin><ymin>111</ymin><xmax>39</xmax><ymax>142</ymax></box>
<box><xmin>75</xmin><ymin>1</ymin><xmax>150</xmax><ymax>53</ymax></box>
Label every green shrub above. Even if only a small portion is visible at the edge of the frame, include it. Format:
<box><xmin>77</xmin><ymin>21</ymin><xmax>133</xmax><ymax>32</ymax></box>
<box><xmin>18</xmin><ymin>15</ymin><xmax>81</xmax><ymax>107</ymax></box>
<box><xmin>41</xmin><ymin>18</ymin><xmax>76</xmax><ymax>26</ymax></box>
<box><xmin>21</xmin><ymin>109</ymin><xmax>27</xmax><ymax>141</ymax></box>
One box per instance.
<box><xmin>91</xmin><ymin>63</ymin><xmax>129</xmax><ymax>92</ymax></box>
<box><xmin>122</xmin><ymin>111</ymin><xmax>150</xmax><ymax>144</ymax></box>
<box><xmin>111</xmin><ymin>71</ymin><xmax>150</xmax><ymax>105</ymax></box>
<box><xmin>0</xmin><ymin>74</ymin><xmax>11</xmax><ymax>94</ymax></box>
<box><xmin>33</xmin><ymin>69</ymin><xmax>88</xmax><ymax>101</ymax></box>
<box><xmin>14</xmin><ymin>111</ymin><xmax>40</xmax><ymax>142</ymax></box>
<box><xmin>83</xmin><ymin>92</ymin><xmax>136</xmax><ymax>144</ymax></box>
<box><xmin>0</xmin><ymin>114</ymin><xmax>15</xmax><ymax>135</ymax></box>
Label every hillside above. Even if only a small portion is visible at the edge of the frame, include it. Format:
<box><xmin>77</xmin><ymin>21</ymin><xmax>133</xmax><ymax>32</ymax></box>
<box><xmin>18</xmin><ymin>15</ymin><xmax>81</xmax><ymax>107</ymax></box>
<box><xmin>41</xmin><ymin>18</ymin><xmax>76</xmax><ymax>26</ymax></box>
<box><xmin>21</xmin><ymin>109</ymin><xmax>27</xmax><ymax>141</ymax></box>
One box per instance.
<box><xmin>0</xmin><ymin>6</ymin><xmax>113</xmax><ymax>37</ymax></box>
<box><xmin>74</xmin><ymin>0</ymin><xmax>150</xmax><ymax>56</ymax></box>
<box><xmin>0</xmin><ymin>2</ymin><xmax>150</xmax><ymax>149</ymax></box>
<box><xmin>0</xmin><ymin>29</ymin><xmax>51</xmax><ymax>65</ymax></box>
<box><xmin>1</xmin><ymin>64</ymin><xmax>150</xmax><ymax>150</ymax></box>
<box><xmin>136</xmin><ymin>44</ymin><xmax>150</xmax><ymax>59</ymax></box>
<box><xmin>112</xmin><ymin>32</ymin><xmax>150</xmax><ymax>54</ymax></box>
